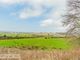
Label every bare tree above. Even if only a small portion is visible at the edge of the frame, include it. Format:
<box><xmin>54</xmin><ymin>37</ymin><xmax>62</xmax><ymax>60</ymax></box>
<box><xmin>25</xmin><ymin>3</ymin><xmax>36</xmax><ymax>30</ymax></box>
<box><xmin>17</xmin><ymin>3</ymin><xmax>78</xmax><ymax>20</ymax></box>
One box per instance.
<box><xmin>63</xmin><ymin>0</ymin><xmax>80</xmax><ymax>38</ymax></box>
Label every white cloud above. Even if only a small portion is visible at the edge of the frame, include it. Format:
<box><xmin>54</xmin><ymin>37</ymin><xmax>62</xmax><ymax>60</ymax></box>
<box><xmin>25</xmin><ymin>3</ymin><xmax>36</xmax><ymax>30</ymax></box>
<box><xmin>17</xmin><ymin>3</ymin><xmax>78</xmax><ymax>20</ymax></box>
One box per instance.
<box><xmin>0</xmin><ymin>0</ymin><xmax>26</xmax><ymax>5</ymax></box>
<box><xmin>39</xmin><ymin>0</ymin><xmax>66</xmax><ymax>32</ymax></box>
<box><xmin>0</xmin><ymin>0</ymin><xmax>66</xmax><ymax>6</ymax></box>
<box><xmin>0</xmin><ymin>0</ymin><xmax>66</xmax><ymax>32</ymax></box>
<box><xmin>18</xmin><ymin>8</ymin><xmax>43</xmax><ymax>19</ymax></box>
<box><xmin>40</xmin><ymin>19</ymin><xmax>53</xmax><ymax>27</ymax></box>
<box><xmin>40</xmin><ymin>19</ymin><xmax>62</xmax><ymax>27</ymax></box>
<box><xmin>0</xmin><ymin>0</ymin><xmax>14</xmax><ymax>4</ymax></box>
<box><xmin>1</xmin><ymin>0</ymin><xmax>66</xmax><ymax>20</ymax></box>
<box><xmin>40</xmin><ymin>19</ymin><xmax>66</xmax><ymax>32</ymax></box>
<box><xmin>0</xmin><ymin>0</ymin><xmax>14</xmax><ymax>5</ymax></box>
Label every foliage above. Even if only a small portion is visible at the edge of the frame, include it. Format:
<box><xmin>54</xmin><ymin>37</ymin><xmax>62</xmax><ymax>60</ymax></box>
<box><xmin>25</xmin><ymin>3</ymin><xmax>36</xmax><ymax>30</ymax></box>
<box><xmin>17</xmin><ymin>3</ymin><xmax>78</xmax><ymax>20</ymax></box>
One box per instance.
<box><xmin>63</xmin><ymin>0</ymin><xmax>80</xmax><ymax>38</ymax></box>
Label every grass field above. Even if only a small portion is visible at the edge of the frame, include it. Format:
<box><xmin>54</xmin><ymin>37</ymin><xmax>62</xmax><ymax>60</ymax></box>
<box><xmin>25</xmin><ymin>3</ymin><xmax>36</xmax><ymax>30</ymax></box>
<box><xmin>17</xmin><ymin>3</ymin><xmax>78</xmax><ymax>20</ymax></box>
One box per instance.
<box><xmin>0</xmin><ymin>38</ymin><xmax>71</xmax><ymax>50</ymax></box>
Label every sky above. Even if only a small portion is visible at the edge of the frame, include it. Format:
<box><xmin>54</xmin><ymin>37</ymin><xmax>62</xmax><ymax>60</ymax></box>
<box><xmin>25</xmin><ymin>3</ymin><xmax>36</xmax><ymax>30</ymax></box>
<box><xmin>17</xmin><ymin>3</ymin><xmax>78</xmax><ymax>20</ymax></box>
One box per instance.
<box><xmin>0</xmin><ymin>0</ymin><xmax>67</xmax><ymax>32</ymax></box>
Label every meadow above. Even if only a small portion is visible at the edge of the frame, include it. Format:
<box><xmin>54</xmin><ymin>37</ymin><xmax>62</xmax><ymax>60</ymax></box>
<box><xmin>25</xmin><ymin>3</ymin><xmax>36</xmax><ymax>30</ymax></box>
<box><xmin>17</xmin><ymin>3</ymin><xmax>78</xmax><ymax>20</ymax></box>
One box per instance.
<box><xmin>0</xmin><ymin>32</ymin><xmax>79</xmax><ymax>60</ymax></box>
<box><xmin>0</xmin><ymin>38</ymin><xmax>71</xmax><ymax>50</ymax></box>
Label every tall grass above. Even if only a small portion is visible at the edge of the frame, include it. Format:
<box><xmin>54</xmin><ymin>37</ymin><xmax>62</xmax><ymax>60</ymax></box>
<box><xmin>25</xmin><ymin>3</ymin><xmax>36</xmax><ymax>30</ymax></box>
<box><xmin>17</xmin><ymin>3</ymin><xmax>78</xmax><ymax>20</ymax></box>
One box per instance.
<box><xmin>20</xmin><ymin>49</ymin><xmax>80</xmax><ymax>60</ymax></box>
<box><xmin>0</xmin><ymin>48</ymin><xmax>79</xmax><ymax>60</ymax></box>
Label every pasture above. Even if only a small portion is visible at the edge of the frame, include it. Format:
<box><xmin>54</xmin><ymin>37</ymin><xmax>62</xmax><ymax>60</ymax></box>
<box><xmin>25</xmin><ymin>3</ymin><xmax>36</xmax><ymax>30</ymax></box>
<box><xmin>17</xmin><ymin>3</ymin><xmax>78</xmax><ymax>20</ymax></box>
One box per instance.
<box><xmin>0</xmin><ymin>38</ymin><xmax>71</xmax><ymax>50</ymax></box>
<box><xmin>0</xmin><ymin>32</ymin><xmax>79</xmax><ymax>60</ymax></box>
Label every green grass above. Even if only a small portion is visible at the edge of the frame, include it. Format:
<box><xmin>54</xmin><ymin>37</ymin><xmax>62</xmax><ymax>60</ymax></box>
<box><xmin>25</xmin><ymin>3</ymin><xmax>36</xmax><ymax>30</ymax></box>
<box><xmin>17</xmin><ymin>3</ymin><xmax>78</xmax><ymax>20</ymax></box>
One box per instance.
<box><xmin>0</xmin><ymin>38</ymin><xmax>71</xmax><ymax>50</ymax></box>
